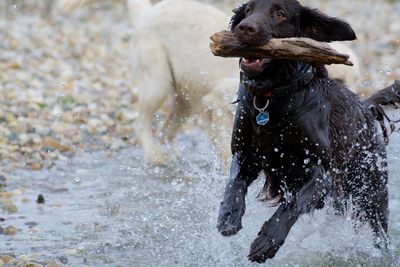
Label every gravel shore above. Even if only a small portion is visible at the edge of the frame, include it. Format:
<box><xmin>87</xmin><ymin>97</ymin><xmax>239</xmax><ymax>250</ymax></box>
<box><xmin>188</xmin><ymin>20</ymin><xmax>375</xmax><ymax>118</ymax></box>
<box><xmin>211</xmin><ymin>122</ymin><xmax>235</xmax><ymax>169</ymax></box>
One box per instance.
<box><xmin>0</xmin><ymin>0</ymin><xmax>399</xmax><ymax>171</ymax></box>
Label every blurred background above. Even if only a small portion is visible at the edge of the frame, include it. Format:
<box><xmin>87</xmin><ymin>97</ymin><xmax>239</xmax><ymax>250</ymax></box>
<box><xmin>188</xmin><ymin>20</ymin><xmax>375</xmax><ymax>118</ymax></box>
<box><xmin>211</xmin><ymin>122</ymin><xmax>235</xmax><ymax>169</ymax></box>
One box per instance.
<box><xmin>0</xmin><ymin>0</ymin><xmax>399</xmax><ymax>171</ymax></box>
<box><xmin>0</xmin><ymin>1</ymin><xmax>399</xmax><ymax>266</ymax></box>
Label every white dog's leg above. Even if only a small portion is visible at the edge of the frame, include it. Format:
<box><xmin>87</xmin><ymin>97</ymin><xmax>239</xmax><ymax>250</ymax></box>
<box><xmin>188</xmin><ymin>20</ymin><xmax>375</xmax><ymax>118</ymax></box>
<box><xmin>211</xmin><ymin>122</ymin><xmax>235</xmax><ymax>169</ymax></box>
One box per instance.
<box><xmin>135</xmin><ymin>86</ymin><xmax>169</xmax><ymax>165</ymax></box>
<box><xmin>203</xmin><ymin>79</ymin><xmax>237</xmax><ymax>169</ymax></box>
<box><xmin>162</xmin><ymin>93</ymin><xmax>194</xmax><ymax>142</ymax></box>
<box><xmin>133</xmin><ymin>40</ymin><xmax>173</xmax><ymax>165</ymax></box>
<box><xmin>204</xmin><ymin>104</ymin><xmax>234</xmax><ymax>169</ymax></box>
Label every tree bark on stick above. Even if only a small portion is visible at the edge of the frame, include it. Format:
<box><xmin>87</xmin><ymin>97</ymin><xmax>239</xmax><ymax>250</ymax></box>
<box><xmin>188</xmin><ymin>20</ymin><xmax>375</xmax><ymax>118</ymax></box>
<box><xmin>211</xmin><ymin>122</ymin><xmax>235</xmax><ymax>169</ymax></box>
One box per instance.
<box><xmin>210</xmin><ymin>30</ymin><xmax>353</xmax><ymax>66</ymax></box>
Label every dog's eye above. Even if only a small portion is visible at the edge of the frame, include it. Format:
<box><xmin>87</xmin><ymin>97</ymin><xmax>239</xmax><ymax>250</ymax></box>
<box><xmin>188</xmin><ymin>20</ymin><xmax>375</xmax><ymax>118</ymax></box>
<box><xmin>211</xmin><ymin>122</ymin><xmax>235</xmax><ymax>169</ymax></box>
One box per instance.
<box><xmin>245</xmin><ymin>6</ymin><xmax>252</xmax><ymax>15</ymax></box>
<box><xmin>277</xmin><ymin>11</ymin><xmax>286</xmax><ymax>19</ymax></box>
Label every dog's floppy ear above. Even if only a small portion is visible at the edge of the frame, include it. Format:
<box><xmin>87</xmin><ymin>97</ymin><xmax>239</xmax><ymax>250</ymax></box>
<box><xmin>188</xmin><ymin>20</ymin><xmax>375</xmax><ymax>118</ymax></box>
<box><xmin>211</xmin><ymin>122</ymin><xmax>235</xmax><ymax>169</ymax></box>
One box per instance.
<box><xmin>230</xmin><ymin>4</ymin><xmax>247</xmax><ymax>32</ymax></box>
<box><xmin>299</xmin><ymin>7</ymin><xmax>356</xmax><ymax>42</ymax></box>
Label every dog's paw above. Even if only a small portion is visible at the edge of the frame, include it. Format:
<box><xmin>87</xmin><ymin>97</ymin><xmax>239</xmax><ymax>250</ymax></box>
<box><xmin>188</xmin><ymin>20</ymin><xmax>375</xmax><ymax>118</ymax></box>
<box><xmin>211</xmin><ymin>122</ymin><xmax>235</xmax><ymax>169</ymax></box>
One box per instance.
<box><xmin>217</xmin><ymin>208</ymin><xmax>243</xmax><ymax>236</ymax></box>
<box><xmin>217</xmin><ymin>199</ymin><xmax>245</xmax><ymax>236</ymax></box>
<box><xmin>373</xmin><ymin>231</ymin><xmax>390</xmax><ymax>251</ymax></box>
<box><xmin>248</xmin><ymin>231</ymin><xmax>284</xmax><ymax>263</ymax></box>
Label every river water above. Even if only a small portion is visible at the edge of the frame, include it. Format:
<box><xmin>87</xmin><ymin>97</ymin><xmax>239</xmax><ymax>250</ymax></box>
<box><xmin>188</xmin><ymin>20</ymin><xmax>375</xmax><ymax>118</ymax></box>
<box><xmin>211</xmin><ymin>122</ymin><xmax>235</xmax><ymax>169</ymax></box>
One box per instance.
<box><xmin>2</xmin><ymin>133</ymin><xmax>400</xmax><ymax>266</ymax></box>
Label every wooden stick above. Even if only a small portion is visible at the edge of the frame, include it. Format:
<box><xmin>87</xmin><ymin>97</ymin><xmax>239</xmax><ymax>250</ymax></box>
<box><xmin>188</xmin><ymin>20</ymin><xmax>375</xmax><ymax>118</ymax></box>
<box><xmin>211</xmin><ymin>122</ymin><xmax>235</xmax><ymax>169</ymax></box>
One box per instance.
<box><xmin>210</xmin><ymin>30</ymin><xmax>353</xmax><ymax>66</ymax></box>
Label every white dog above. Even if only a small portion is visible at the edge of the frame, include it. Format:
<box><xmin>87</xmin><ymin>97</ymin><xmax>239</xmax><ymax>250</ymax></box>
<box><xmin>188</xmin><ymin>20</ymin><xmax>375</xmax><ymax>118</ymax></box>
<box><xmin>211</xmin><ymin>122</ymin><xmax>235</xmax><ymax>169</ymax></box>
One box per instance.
<box><xmin>57</xmin><ymin>0</ymin><xmax>361</xmax><ymax>166</ymax></box>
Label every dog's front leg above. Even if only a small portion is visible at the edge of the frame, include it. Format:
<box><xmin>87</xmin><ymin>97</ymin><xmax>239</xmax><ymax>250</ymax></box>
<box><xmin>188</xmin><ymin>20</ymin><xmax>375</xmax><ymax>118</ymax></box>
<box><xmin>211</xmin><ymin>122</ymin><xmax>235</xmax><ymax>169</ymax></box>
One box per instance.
<box><xmin>217</xmin><ymin>88</ymin><xmax>261</xmax><ymax>236</ymax></box>
<box><xmin>217</xmin><ymin>153</ymin><xmax>261</xmax><ymax>236</ymax></box>
<box><xmin>248</xmin><ymin>166</ymin><xmax>331</xmax><ymax>263</ymax></box>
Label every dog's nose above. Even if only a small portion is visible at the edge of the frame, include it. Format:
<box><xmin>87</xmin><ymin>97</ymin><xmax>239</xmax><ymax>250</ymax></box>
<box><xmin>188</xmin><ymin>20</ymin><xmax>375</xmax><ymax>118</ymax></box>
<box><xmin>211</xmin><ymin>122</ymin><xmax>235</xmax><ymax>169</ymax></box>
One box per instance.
<box><xmin>237</xmin><ymin>21</ymin><xmax>259</xmax><ymax>36</ymax></box>
<box><xmin>235</xmin><ymin>20</ymin><xmax>267</xmax><ymax>46</ymax></box>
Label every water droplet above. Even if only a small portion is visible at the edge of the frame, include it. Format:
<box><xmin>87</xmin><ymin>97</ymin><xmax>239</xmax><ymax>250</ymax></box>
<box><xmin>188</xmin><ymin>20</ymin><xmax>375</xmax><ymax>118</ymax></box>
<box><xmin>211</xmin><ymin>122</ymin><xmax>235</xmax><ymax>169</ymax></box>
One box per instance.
<box><xmin>384</xmin><ymin>65</ymin><xmax>392</xmax><ymax>76</ymax></box>
<box><xmin>304</xmin><ymin>158</ymin><xmax>310</xmax><ymax>164</ymax></box>
<box><xmin>274</xmin><ymin>148</ymin><xmax>279</xmax><ymax>152</ymax></box>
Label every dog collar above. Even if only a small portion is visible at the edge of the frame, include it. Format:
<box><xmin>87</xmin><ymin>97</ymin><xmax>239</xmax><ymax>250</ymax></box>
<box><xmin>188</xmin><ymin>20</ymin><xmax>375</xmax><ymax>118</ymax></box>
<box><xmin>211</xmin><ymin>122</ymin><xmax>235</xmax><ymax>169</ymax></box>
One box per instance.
<box><xmin>240</xmin><ymin>64</ymin><xmax>315</xmax><ymax>98</ymax></box>
<box><xmin>239</xmin><ymin>64</ymin><xmax>316</xmax><ymax>126</ymax></box>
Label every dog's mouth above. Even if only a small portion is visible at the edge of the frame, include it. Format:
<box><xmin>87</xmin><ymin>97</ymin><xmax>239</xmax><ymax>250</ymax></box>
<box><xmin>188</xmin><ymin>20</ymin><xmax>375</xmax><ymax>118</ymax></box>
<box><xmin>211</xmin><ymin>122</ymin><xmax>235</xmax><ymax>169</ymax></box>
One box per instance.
<box><xmin>240</xmin><ymin>57</ymin><xmax>272</xmax><ymax>77</ymax></box>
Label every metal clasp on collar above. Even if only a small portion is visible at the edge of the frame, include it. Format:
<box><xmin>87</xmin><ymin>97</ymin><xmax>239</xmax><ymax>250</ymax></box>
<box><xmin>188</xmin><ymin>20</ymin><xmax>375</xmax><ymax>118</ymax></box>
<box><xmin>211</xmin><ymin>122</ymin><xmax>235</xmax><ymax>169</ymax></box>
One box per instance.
<box><xmin>253</xmin><ymin>97</ymin><xmax>270</xmax><ymax>126</ymax></box>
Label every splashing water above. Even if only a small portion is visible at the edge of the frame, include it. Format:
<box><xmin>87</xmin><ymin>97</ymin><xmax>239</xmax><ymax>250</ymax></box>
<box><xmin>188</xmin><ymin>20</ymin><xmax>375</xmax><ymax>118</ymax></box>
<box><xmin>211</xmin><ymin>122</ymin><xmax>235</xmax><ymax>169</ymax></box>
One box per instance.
<box><xmin>2</xmin><ymin>132</ymin><xmax>400</xmax><ymax>266</ymax></box>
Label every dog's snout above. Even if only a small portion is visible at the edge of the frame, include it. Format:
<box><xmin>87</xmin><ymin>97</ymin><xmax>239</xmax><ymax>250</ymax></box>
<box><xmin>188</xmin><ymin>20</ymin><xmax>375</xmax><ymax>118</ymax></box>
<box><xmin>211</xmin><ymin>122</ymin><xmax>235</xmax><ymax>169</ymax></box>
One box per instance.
<box><xmin>237</xmin><ymin>22</ymin><xmax>258</xmax><ymax>35</ymax></box>
<box><xmin>235</xmin><ymin>18</ymin><xmax>267</xmax><ymax>46</ymax></box>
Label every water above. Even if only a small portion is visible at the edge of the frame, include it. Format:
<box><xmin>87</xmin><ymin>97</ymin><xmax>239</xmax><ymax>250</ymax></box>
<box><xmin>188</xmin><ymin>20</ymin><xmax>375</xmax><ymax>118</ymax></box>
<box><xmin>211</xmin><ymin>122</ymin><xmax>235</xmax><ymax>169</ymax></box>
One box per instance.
<box><xmin>2</xmin><ymin>132</ymin><xmax>400</xmax><ymax>266</ymax></box>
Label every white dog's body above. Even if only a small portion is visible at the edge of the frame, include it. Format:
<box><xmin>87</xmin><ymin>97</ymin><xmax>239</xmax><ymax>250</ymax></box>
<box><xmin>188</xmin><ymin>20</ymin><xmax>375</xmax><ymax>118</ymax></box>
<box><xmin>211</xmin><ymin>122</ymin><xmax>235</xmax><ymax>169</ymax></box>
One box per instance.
<box><xmin>58</xmin><ymin>0</ymin><xmax>361</xmax><ymax>166</ymax></box>
<box><xmin>128</xmin><ymin>0</ymin><xmax>239</xmax><ymax>165</ymax></box>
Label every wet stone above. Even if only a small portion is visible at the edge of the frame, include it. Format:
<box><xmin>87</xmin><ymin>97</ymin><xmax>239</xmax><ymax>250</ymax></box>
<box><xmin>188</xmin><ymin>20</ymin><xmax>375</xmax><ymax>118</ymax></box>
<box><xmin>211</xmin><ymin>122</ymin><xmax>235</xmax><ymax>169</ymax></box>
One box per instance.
<box><xmin>21</xmin><ymin>198</ymin><xmax>31</xmax><ymax>203</ymax></box>
<box><xmin>36</xmin><ymin>194</ymin><xmax>45</xmax><ymax>204</ymax></box>
<box><xmin>3</xmin><ymin>226</ymin><xmax>18</xmax><ymax>235</ymax></box>
<box><xmin>2</xmin><ymin>203</ymin><xmax>18</xmax><ymax>213</ymax></box>
<box><xmin>27</xmin><ymin>163</ymin><xmax>43</xmax><ymax>171</ymax></box>
<box><xmin>0</xmin><ymin>189</ymin><xmax>21</xmax><ymax>198</ymax></box>
<box><xmin>0</xmin><ymin>174</ymin><xmax>6</xmax><ymax>188</ymax></box>
<box><xmin>0</xmin><ymin>255</ymin><xmax>15</xmax><ymax>264</ymax></box>
<box><xmin>57</xmin><ymin>256</ymin><xmax>67</xmax><ymax>264</ymax></box>
<box><xmin>24</xmin><ymin>222</ymin><xmax>39</xmax><ymax>228</ymax></box>
<box><xmin>16</xmin><ymin>262</ymin><xmax>44</xmax><ymax>267</ymax></box>
<box><xmin>45</xmin><ymin>262</ymin><xmax>61</xmax><ymax>267</ymax></box>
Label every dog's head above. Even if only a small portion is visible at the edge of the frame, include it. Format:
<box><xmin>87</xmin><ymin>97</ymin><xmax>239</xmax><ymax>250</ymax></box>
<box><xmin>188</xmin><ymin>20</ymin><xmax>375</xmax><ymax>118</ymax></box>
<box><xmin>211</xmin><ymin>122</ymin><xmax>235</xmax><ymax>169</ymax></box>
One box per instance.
<box><xmin>230</xmin><ymin>0</ymin><xmax>356</xmax><ymax>77</ymax></box>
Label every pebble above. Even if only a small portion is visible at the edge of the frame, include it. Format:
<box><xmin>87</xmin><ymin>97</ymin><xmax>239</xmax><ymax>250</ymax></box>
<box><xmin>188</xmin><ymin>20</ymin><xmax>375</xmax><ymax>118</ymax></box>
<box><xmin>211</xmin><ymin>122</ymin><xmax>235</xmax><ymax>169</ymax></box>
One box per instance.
<box><xmin>57</xmin><ymin>256</ymin><xmax>67</xmax><ymax>264</ymax></box>
<box><xmin>36</xmin><ymin>194</ymin><xmax>45</xmax><ymax>204</ymax></box>
<box><xmin>1</xmin><ymin>255</ymin><xmax>15</xmax><ymax>264</ymax></box>
<box><xmin>3</xmin><ymin>226</ymin><xmax>18</xmax><ymax>235</ymax></box>
<box><xmin>0</xmin><ymin>192</ymin><xmax>14</xmax><ymax>198</ymax></box>
<box><xmin>22</xmin><ymin>198</ymin><xmax>31</xmax><ymax>203</ymax></box>
<box><xmin>45</xmin><ymin>262</ymin><xmax>61</xmax><ymax>267</ymax></box>
<box><xmin>24</xmin><ymin>222</ymin><xmax>39</xmax><ymax>228</ymax></box>
<box><xmin>0</xmin><ymin>174</ymin><xmax>6</xmax><ymax>188</ymax></box>
<box><xmin>16</xmin><ymin>262</ymin><xmax>44</xmax><ymax>267</ymax></box>
<box><xmin>27</xmin><ymin>163</ymin><xmax>43</xmax><ymax>171</ymax></box>
<box><xmin>2</xmin><ymin>203</ymin><xmax>18</xmax><ymax>213</ymax></box>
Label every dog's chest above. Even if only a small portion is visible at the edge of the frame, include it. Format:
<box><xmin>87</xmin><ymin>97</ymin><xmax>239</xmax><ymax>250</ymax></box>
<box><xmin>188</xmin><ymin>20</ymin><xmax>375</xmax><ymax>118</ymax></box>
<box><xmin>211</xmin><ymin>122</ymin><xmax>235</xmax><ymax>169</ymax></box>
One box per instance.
<box><xmin>254</xmin><ymin>121</ymin><xmax>317</xmax><ymax>164</ymax></box>
<box><xmin>249</xmin><ymin>97</ymin><xmax>331</xmax><ymax>183</ymax></box>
